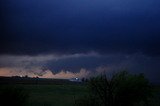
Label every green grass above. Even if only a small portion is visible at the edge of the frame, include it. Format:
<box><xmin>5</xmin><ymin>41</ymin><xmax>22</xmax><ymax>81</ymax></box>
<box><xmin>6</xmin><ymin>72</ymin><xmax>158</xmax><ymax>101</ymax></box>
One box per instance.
<box><xmin>0</xmin><ymin>84</ymin><xmax>160</xmax><ymax>106</ymax></box>
<box><xmin>23</xmin><ymin>84</ymin><xmax>88</xmax><ymax>106</ymax></box>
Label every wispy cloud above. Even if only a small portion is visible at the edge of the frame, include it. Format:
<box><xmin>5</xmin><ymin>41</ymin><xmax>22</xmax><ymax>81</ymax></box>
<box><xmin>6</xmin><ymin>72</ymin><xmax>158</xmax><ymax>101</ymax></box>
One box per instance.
<box><xmin>0</xmin><ymin>52</ymin><xmax>99</xmax><ymax>67</ymax></box>
<box><xmin>41</xmin><ymin>68</ymin><xmax>90</xmax><ymax>79</ymax></box>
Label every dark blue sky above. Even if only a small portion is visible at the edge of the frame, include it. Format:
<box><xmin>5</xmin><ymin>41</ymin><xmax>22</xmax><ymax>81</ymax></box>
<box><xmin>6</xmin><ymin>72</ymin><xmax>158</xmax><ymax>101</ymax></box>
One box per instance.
<box><xmin>0</xmin><ymin>0</ymin><xmax>160</xmax><ymax>82</ymax></box>
<box><xmin>1</xmin><ymin>0</ymin><xmax>160</xmax><ymax>55</ymax></box>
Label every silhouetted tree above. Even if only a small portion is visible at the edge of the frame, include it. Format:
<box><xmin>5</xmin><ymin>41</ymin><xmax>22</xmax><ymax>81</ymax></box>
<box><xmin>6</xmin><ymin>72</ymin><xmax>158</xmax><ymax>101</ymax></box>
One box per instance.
<box><xmin>77</xmin><ymin>71</ymin><xmax>153</xmax><ymax>106</ymax></box>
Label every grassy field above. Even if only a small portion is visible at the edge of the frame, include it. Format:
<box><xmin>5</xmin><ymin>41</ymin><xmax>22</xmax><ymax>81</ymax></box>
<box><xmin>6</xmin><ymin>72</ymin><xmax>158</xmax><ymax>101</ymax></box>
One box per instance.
<box><xmin>0</xmin><ymin>84</ymin><xmax>88</xmax><ymax>106</ymax></box>
<box><xmin>0</xmin><ymin>77</ymin><xmax>88</xmax><ymax>106</ymax></box>
<box><xmin>1</xmin><ymin>84</ymin><xmax>159</xmax><ymax>106</ymax></box>
<box><xmin>25</xmin><ymin>84</ymin><xmax>88</xmax><ymax>106</ymax></box>
<box><xmin>0</xmin><ymin>77</ymin><xmax>160</xmax><ymax>106</ymax></box>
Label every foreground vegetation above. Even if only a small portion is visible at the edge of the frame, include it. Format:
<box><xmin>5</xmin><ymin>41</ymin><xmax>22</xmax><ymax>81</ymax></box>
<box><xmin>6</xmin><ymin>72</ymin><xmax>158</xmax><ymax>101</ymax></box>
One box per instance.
<box><xmin>0</xmin><ymin>84</ymin><xmax>88</xmax><ymax>106</ymax></box>
<box><xmin>0</xmin><ymin>71</ymin><xmax>160</xmax><ymax>106</ymax></box>
<box><xmin>76</xmin><ymin>71</ymin><xmax>157</xmax><ymax>106</ymax></box>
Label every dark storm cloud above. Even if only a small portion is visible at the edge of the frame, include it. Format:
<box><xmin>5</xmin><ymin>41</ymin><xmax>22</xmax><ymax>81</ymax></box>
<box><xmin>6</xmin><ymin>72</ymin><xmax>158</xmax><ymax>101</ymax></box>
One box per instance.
<box><xmin>1</xmin><ymin>0</ymin><xmax>160</xmax><ymax>56</ymax></box>
<box><xmin>0</xmin><ymin>53</ymin><xmax>159</xmax><ymax>82</ymax></box>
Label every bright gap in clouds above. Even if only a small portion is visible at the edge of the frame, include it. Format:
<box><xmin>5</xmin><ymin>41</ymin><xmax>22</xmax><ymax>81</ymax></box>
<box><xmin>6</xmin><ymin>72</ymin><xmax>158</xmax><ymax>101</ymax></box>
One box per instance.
<box><xmin>0</xmin><ymin>52</ymin><xmax>159</xmax><ymax>82</ymax></box>
<box><xmin>0</xmin><ymin>67</ymin><xmax>90</xmax><ymax>79</ymax></box>
<box><xmin>0</xmin><ymin>52</ymin><xmax>98</xmax><ymax>79</ymax></box>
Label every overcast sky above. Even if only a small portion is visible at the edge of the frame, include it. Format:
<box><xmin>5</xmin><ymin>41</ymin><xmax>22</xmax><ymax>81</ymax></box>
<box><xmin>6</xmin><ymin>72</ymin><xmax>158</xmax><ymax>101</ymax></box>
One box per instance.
<box><xmin>0</xmin><ymin>0</ymin><xmax>160</xmax><ymax>82</ymax></box>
